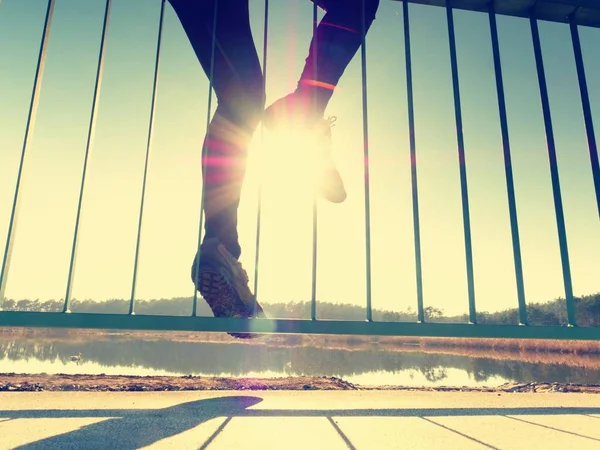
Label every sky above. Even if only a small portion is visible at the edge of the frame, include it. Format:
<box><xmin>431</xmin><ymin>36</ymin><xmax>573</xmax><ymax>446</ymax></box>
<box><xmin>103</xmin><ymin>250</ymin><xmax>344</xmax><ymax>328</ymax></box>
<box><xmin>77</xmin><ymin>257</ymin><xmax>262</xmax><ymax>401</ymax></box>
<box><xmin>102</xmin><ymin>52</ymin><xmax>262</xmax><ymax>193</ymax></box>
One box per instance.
<box><xmin>0</xmin><ymin>0</ymin><xmax>598</xmax><ymax>318</ymax></box>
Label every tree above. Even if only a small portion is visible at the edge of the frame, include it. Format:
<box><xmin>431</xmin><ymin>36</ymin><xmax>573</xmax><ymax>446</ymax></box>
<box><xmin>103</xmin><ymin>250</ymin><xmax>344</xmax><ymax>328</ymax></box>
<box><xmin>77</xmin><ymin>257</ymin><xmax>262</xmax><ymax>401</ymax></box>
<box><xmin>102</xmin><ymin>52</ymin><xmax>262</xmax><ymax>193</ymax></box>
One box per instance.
<box><xmin>424</xmin><ymin>306</ymin><xmax>444</xmax><ymax>321</ymax></box>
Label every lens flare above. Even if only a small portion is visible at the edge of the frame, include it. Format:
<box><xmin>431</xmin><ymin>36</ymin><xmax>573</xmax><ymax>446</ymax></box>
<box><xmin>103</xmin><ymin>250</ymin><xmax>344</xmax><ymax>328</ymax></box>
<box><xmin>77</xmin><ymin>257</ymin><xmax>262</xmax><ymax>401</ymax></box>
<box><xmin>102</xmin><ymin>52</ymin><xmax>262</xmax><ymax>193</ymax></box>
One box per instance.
<box><xmin>257</xmin><ymin>125</ymin><xmax>327</xmax><ymax>201</ymax></box>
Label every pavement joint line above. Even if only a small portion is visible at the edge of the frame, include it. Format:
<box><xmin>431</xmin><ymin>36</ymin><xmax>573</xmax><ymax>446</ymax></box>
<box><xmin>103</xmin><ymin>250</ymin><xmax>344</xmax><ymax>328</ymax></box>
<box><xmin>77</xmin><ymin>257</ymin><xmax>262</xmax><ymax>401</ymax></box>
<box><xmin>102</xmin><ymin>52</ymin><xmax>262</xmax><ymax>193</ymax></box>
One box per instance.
<box><xmin>504</xmin><ymin>415</ymin><xmax>600</xmax><ymax>442</ymax></box>
<box><xmin>327</xmin><ymin>417</ymin><xmax>357</xmax><ymax>450</ymax></box>
<box><xmin>420</xmin><ymin>417</ymin><xmax>499</xmax><ymax>450</ymax></box>
<box><xmin>198</xmin><ymin>416</ymin><xmax>231</xmax><ymax>450</ymax></box>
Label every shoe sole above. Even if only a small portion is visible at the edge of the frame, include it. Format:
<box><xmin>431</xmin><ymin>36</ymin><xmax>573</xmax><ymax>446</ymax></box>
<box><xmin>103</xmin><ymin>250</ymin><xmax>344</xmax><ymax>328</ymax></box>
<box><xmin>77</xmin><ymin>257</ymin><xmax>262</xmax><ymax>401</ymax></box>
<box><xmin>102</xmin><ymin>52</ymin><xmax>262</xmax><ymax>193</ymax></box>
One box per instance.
<box><xmin>197</xmin><ymin>266</ymin><xmax>263</xmax><ymax>340</ymax></box>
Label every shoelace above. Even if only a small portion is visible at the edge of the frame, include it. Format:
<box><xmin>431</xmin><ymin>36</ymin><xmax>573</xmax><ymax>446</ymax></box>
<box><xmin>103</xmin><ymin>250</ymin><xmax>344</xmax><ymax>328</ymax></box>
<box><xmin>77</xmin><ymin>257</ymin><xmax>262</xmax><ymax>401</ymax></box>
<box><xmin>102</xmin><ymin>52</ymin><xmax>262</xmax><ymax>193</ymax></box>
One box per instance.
<box><xmin>238</xmin><ymin>263</ymin><xmax>249</xmax><ymax>283</ymax></box>
<box><xmin>222</xmin><ymin>247</ymin><xmax>250</xmax><ymax>284</ymax></box>
<box><xmin>326</xmin><ymin>116</ymin><xmax>337</xmax><ymax>128</ymax></box>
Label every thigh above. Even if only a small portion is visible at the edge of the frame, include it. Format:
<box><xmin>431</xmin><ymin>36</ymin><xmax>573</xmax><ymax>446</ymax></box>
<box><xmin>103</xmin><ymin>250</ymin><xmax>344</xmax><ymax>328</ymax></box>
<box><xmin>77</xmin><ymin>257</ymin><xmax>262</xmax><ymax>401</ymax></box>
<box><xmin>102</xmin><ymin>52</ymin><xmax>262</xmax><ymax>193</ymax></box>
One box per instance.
<box><xmin>169</xmin><ymin>0</ymin><xmax>263</xmax><ymax>107</ymax></box>
<box><xmin>312</xmin><ymin>0</ymin><xmax>378</xmax><ymax>15</ymax></box>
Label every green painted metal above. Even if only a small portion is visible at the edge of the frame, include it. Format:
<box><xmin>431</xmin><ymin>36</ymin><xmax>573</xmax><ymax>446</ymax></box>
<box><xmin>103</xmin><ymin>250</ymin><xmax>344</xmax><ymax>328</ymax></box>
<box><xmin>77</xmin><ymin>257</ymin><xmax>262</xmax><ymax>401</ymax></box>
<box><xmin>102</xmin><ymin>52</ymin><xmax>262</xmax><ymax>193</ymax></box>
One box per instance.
<box><xmin>64</xmin><ymin>0</ymin><xmax>112</xmax><ymax>314</ymax></box>
<box><xmin>402</xmin><ymin>1</ymin><xmax>425</xmax><ymax>324</ymax></box>
<box><xmin>0</xmin><ymin>0</ymin><xmax>598</xmax><ymax>342</ymax></box>
<box><xmin>130</xmin><ymin>0</ymin><xmax>167</xmax><ymax>315</ymax></box>
<box><xmin>253</xmin><ymin>0</ymin><xmax>270</xmax><ymax>319</ymax></box>
<box><xmin>0</xmin><ymin>0</ymin><xmax>55</xmax><ymax>307</ymax></box>
<box><xmin>446</xmin><ymin>2</ymin><xmax>477</xmax><ymax>325</ymax></box>
<box><xmin>361</xmin><ymin>0</ymin><xmax>374</xmax><ymax>323</ymax></box>
<box><xmin>569</xmin><ymin>16</ymin><xmax>600</xmax><ymax>220</ymax></box>
<box><xmin>488</xmin><ymin>3</ymin><xmax>528</xmax><ymax>326</ymax></box>
<box><xmin>192</xmin><ymin>0</ymin><xmax>218</xmax><ymax>317</ymax></box>
<box><xmin>1</xmin><ymin>311</ymin><xmax>599</xmax><ymax>340</ymax></box>
<box><xmin>310</xmin><ymin>0</ymin><xmax>319</xmax><ymax>322</ymax></box>
<box><xmin>395</xmin><ymin>0</ymin><xmax>600</xmax><ymax>28</ymax></box>
<box><xmin>530</xmin><ymin>17</ymin><xmax>578</xmax><ymax>327</ymax></box>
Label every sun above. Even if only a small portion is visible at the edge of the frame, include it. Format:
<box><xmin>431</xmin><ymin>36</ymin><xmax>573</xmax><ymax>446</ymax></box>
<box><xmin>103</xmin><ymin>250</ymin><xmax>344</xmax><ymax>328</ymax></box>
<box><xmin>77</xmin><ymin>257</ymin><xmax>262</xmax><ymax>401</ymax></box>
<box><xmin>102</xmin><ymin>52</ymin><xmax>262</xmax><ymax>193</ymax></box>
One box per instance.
<box><xmin>253</xmin><ymin>125</ymin><xmax>326</xmax><ymax>203</ymax></box>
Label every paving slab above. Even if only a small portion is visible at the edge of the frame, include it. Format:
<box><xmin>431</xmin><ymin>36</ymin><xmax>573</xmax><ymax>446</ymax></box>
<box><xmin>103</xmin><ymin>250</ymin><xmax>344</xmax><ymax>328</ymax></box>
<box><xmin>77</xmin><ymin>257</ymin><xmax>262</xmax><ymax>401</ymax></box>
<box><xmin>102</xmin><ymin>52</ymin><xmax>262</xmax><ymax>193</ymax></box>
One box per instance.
<box><xmin>1</xmin><ymin>391</ymin><xmax>599</xmax><ymax>449</ymax></box>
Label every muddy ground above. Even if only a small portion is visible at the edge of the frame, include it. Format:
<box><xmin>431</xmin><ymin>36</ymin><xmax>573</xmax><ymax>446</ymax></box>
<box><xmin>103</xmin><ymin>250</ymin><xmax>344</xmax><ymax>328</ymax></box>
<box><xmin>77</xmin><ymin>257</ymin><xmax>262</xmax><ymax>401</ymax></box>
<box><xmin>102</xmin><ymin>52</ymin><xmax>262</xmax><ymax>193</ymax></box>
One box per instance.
<box><xmin>1</xmin><ymin>373</ymin><xmax>599</xmax><ymax>393</ymax></box>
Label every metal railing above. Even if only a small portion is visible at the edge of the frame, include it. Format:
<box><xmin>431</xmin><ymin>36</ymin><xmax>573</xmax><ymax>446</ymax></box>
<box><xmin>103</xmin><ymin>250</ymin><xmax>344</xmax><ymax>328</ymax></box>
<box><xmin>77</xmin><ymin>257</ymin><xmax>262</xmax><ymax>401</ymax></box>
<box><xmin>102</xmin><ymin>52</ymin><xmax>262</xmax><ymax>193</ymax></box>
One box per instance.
<box><xmin>0</xmin><ymin>0</ymin><xmax>598</xmax><ymax>339</ymax></box>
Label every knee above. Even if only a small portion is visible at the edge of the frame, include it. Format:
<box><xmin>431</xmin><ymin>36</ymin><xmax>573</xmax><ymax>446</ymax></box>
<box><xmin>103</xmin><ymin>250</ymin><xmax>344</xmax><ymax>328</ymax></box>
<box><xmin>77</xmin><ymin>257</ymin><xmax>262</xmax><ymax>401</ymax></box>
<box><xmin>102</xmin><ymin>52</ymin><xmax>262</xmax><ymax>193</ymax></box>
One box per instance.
<box><xmin>220</xmin><ymin>84</ymin><xmax>265</xmax><ymax>133</ymax></box>
<box><xmin>242</xmin><ymin>86</ymin><xmax>266</xmax><ymax>130</ymax></box>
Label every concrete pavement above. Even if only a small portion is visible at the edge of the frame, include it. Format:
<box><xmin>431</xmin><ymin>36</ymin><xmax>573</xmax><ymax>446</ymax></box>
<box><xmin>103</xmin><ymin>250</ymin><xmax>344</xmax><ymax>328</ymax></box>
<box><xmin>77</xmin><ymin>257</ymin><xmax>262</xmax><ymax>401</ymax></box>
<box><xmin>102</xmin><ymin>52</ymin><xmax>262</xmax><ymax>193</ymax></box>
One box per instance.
<box><xmin>1</xmin><ymin>391</ymin><xmax>599</xmax><ymax>449</ymax></box>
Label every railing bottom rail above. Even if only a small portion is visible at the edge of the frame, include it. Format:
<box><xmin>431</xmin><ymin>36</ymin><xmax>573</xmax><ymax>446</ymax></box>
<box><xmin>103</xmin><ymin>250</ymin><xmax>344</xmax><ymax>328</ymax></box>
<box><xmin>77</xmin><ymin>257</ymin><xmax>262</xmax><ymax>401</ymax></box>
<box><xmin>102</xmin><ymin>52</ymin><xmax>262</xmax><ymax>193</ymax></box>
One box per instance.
<box><xmin>0</xmin><ymin>311</ymin><xmax>598</xmax><ymax>340</ymax></box>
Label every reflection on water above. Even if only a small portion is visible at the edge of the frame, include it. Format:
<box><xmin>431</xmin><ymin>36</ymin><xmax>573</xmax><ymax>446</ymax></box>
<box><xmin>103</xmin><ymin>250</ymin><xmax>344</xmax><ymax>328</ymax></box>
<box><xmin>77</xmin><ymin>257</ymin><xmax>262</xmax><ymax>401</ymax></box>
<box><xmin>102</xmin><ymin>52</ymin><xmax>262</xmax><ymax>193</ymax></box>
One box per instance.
<box><xmin>2</xmin><ymin>337</ymin><xmax>600</xmax><ymax>387</ymax></box>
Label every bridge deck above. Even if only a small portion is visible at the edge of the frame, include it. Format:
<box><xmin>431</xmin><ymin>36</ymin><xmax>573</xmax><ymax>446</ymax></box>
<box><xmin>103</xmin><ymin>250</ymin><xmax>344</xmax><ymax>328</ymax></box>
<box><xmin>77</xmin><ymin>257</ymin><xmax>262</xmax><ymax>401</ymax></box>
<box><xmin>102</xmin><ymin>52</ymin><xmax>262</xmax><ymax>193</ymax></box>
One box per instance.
<box><xmin>400</xmin><ymin>0</ymin><xmax>600</xmax><ymax>27</ymax></box>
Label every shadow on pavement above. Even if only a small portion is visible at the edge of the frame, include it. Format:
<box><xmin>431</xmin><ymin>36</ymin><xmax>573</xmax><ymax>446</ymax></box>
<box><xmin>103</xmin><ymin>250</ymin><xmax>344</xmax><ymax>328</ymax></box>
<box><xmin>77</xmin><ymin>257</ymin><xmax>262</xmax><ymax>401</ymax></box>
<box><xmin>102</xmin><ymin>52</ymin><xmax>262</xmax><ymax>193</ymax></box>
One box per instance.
<box><xmin>6</xmin><ymin>396</ymin><xmax>262</xmax><ymax>450</ymax></box>
<box><xmin>2</xmin><ymin>399</ymin><xmax>600</xmax><ymax>449</ymax></box>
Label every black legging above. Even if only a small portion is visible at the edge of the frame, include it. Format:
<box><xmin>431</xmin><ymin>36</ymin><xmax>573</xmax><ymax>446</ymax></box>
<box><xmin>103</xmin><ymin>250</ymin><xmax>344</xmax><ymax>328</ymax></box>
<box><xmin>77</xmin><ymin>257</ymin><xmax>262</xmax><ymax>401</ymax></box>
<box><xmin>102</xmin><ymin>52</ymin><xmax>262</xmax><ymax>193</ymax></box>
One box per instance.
<box><xmin>168</xmin><ymin>0</ymin><xmax>379</xmax><ymax>258</ymax></box>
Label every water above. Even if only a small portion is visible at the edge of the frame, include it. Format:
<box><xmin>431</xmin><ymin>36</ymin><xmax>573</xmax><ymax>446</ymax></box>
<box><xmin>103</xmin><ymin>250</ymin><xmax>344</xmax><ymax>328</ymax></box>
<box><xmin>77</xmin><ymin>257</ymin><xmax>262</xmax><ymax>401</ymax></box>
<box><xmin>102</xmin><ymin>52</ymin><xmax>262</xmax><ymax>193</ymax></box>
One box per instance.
<box><xmin>2</xmin><ymin>336</ymin><xmax>599</xmax><ymax>387</ymax></box>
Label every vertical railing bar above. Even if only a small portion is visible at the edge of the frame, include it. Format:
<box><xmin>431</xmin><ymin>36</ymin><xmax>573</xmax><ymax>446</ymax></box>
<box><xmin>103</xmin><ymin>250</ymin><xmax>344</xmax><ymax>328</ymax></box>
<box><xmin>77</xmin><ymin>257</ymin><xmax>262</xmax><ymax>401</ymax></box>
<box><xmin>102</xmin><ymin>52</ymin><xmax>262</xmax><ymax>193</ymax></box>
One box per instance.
<box><xmin>446</xmin><ymin>1</ymin><xmax>476</xmax><ymax>324</ymax></box>
<box><xmin>252</xmin><ymin>0</ymin><xmax>269</xmax><ymax>318</ymax></box>
<box><xmin>310</xmin><ymin>205</ymin><xmax>318</xmax><ymax>320</ymax></box>
<box><xmin>192</xmin><ymin>0</ymin><xmax>219</xmax><ymax>316</ymax></box>
<box><xmin>529</xmin><ymin>15</ymin><xmax>576</xmax><ymax>326</ymax></box>
<box><xmin>402</xmin><ymin>0</ymin><xmax>424</xmax><ymax>323</ymax></box>
<box><xmin>569</xmin><ymin>15</ymin><xmax>600</xmax><ymax>220</ymax></box>
<box><xmin>310</xmin><ymin>0</ymin><xmax>318</xmax><ymax>321</ymax></box>
<box><xmin>310</xmin><ymin>199</ymin><xmax>318</xmax><ymax>320</ymax></box>
<box><xmin>488</xmin><ymin>4</ymin><xmax>527</xmax><ymax>326</ymax></box>
<box><xmin>0</xmin><ymin>0</ymin><xmax>55</xmax><ymax>308</ymax></box>
<box><xmin>63</xmin><ymin>0</ymin><xmax>112</xmax><ymax>314</ymax></box>
<box><xmin>361</xmin><ymin>0</ymin><xmax>373</xmax><ymax>322</ymax></box>
<box><xmin>310</xmin><ymin>204</ymin><xmax>318</xmax><ymax>320</ymax></box>
<box><xmin>130</xmin><ymin>0</ymin><xmax>167</xmax><ymax>314</ymax></box>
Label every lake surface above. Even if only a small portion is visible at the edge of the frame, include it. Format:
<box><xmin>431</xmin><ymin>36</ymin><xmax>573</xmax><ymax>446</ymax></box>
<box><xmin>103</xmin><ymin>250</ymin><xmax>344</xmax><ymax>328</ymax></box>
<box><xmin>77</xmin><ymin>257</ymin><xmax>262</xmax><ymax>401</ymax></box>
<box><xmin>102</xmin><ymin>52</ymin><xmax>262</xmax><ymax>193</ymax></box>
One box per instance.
<box><xmin>2</xmin><ymin>337</ymin><xmax>599</xmax><ymax>387</ymax></box>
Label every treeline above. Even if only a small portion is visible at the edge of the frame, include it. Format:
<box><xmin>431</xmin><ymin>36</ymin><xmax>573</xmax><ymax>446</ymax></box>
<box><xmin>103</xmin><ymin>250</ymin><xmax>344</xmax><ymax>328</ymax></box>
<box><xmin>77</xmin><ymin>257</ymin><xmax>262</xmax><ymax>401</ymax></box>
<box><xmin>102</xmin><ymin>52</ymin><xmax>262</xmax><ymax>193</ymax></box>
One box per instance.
<box><xmin>2</xmin><ymin>292</ymin><xmax>599</xmax><ymax>326</ymax></box>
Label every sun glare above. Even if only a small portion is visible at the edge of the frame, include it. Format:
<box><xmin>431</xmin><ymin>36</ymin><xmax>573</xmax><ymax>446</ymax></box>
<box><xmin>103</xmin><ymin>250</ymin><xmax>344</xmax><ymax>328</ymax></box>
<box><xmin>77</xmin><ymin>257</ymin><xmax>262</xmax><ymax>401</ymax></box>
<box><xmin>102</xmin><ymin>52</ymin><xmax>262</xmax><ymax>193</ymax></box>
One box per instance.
<box><xmin>255</xmin><ymin>126</ymin><xmax>325</xmax><ymax>202</ymax></box>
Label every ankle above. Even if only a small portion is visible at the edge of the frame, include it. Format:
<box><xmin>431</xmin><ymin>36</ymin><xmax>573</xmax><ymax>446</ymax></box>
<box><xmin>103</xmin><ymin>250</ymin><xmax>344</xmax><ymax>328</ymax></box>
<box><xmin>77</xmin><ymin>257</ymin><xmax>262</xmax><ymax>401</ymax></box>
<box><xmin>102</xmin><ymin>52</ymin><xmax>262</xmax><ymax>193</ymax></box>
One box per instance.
<box><xmin>292</xmin><ymin>89</ymin><xmax>325</xmax><ymax>122</ymax></box>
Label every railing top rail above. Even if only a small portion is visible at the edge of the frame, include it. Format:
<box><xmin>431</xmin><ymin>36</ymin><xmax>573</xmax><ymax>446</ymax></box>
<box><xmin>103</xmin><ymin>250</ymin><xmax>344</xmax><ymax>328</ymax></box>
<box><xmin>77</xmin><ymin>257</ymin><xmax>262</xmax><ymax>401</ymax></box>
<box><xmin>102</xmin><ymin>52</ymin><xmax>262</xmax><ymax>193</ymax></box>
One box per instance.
<box><xmin>396</xmin><ymin>0</ymin><xmax>600</xmax><ymax>28</ymax></box>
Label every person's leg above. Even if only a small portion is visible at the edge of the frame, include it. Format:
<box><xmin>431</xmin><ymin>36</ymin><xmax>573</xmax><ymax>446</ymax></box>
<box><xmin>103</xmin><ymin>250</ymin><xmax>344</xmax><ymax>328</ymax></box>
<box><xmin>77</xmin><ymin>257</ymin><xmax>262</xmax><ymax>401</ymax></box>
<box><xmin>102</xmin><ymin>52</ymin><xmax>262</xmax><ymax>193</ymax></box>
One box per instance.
<box><xmin>169</xmin><ymin>0</ymin><xmax>264</xmax><ymax>259</ymax></box>
<box><xmin>265</xmin><ymin>0</ymin><xmax>380</xmax><ymax>123</ymax></box>
<box><xmin>263</xmin><ymin>0</ymin><xmax>379</xmax><ymax>204</ymax></box>
<box><xmin>169</xmin><ymin>0</ymin><xmax>266</xmax><ymax>329</ymax></box>
<box><xmin>301</xmin><ymin>0</ymin><xmax>380</xmax><ymax>117</ymax></box>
